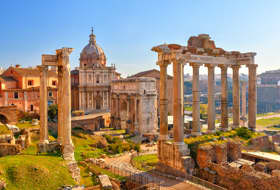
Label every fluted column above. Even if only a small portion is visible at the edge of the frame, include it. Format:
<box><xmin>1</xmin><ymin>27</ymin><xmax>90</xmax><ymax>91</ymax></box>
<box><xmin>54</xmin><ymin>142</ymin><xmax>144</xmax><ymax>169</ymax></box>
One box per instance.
<box><xmin>190</xmin><ymin>63</ymin><xmax>201</xmax><ymax>136</ymax></box>
<box><xmin>157</xmin><ymin>60</ymin><xmax>170</xmax><ymax>140</ymax></box>
<box><xmin>206</xmin><ymin>64</ymin><xmax>216</xmax><ymax>133</ymax></box>
<box><xmin>134</xmin><ymin>97</ymin><xmax>138</xmax><ymax>132</ymax></box>
<box><xmin>57</xmin><ymin>66</ymin><xmax>63</xmax><ymax>144</ymax></box>
<box><xmin>38</xmin><ymin>65</ymin><xmax>49</xmax><ymax>144</ymax></box>
<box><xmin>219</xmin><ymin>65</ymin><xmax>228</xmax><ymax>131</ymax></box>
<box><xmin>232</xmin><ymin>65</ymin><xmax>241</xmax><ymax>129</ymax></box>
<box><xmin>247</xmin><ymin>64</ymin><xmax>257</xmax><ymax>131</ymax></box>
<box><xmin>173</xmin><ymin>59</ymin><xmax>184</xmax><ymax>143</ymax></box>
<box><xmin>57</xmin><ymin>47</ymin><xmax>74</xmax><ymax>161</ymax></box>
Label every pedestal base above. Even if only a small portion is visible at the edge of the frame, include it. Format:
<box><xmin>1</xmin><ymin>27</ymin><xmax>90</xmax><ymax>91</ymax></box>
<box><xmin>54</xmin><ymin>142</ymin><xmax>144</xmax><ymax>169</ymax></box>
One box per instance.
<box><xmin>157</xmin><ymin>141</ymin><xmax>194</xmax><ymax>177</ymax></box>
<box><xmin>37</xmin><ymin>141</ymin><xmax>61</xmax><ymax>154</ymax></box>
<box><xmin>191</xmin><ymin>131</ymin><xmax>201</xmax><ymax>136</ymax></box>
<box><xmin>63</xmin><ymin>144</ymin><xmax>75</xmax><ymax>161</ymax></box>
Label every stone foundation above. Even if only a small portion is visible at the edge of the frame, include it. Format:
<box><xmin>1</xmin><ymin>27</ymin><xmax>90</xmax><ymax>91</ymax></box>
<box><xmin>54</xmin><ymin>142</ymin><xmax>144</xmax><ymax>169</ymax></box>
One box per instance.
<box><xmin>156</xmin><ymin>140</ymin><xmax>194</xmax><ymax>177</ymax></box>
<box><xmin>37</xmin><ymin>141</ymin><xmax>62</xmax><ymax>154</ymax></box>
<box><xmin>0</xmin><ymin>143</ymin><xmax>21</xmax><ymax>157</ymax></box>
<box><xmin>67</xmin><ymin>161</ymin><xmax>81</xmax><ymax>183</ymax></box>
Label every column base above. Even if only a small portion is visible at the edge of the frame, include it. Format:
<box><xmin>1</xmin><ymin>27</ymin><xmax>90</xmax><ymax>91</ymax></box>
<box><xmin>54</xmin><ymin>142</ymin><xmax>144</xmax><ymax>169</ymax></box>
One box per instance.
<box><xmin>207</xmin><ymin>129</ymin><xmax>216</xmax><ymax>134</ymax></box>
<box><xmin>191</xmin><ymin>131</ymin><xmax>201</xmax><ymax>136</ymax></box>
<box><xmin>220</xmin><ymin>128</ymin><xmax>229</xmax><ymax>132</ymax></box>
<box><xmin>232</xmin><ymin>125</ymin><xmax>240</xmax><ymax>129</ymax></box>
<box><xmin>157</xmin><ymin>141</ymin><xmax>194</xmax><ymax>177</ymax></box>
<box><xmin>63</xmin><ymin>144</ymin><xmax>75</xmax><ymax>161</ymax></box>
<box><xmin>249</xmin><ymin>127</ymin><xmax>256</xmax><ymax>132</ymax></box>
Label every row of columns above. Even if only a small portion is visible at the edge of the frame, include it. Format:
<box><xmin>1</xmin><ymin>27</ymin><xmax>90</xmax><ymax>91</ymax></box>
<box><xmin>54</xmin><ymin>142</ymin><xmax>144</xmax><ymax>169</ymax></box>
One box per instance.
<box><xmin>158</xmin><ymin>59</ymin><xmax>257</xmax><ymax>143</ymax></box>
<box><xmin>38</xmin><ymin>48</ymin><xmax>74</xmax><ymax>161</ymax></box>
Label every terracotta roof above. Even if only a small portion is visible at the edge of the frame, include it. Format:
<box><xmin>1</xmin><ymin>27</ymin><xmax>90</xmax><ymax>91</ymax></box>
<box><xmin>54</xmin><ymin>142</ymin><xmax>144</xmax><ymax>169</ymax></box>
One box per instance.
<box><xmin>129</xmin><ymin>69</ymin><xmax>173</xmax><ymax>79</ymax></box>
<box><xmin>0</xmin><ymin>75</ymin><xmax>17</xmax><ymax>82</ymax></box>
<box><xmin>11</xmin><ymin>67</ymin><xmax>57</xmax><ymax>77</ymax></box>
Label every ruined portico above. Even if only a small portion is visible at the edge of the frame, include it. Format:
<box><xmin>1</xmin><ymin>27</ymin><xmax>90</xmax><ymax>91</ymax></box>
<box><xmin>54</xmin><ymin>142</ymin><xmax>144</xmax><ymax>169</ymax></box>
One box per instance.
<box><xmin>152</xmin><ymin>34</ymin><xmax>257</xmax><ymax>177</ymax></box>
<box><xmin>38</xmin><ymin>47</ymin><xmax>75</xmax><ymax>161</ymax></box>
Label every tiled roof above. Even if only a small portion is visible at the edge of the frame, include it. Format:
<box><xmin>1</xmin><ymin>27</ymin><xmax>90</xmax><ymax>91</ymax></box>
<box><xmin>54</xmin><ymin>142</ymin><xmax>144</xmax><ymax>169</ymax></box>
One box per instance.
<box><xmin>129</xmin><ymin>69</ymin><xmax>173</xmax><ymax>79</ymax></box>
<box><xmin>11</xmin><ymin>67</ymin><xmax>57</xmax><ymax>77</ymax></box>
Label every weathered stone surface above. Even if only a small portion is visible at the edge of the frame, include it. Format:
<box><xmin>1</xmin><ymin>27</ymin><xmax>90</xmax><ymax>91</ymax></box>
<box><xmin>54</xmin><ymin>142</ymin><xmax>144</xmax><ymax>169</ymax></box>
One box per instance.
<box><xmin>213</xmin><ymin>143</ymin><xmax>227</xmax><ymax>164</ymax></box>
<box><xmin>254</xmin><ymin>162</ymin><xmax>267</xmax><ymax>172</ymax></box>
<box><xmin>0</xmin><ymin>134</ymin><xmax>13</xmax><ymax>144</ymax></box>
<box><xmin>196</xmin><ymin>145</ymin><xmax>214</xmax><ymax>168</ymax></box>
<box><xmin>240</xmin><ymin>164</ymin><xmax>254</xmax><ymax>173</ymax></box>
<box><xmin>0</xmin><ymin>143</ymin><xmax>21</xmax><ymax>156</ymax></box>
<box><xmin>98</xmin><ymin>175</ymin><xmax>112</xmax><ymax>190</ymax></box>
<box><xmin>227</xmin><ymin>140</ymin><xmax>241</xmax><ymax>161</ymax></box>
<box><xmin>271</xmin><ymin>170</ymin><xmax>280</xmax><ymax>177</ymax></box>
<box><xmin>96</xmin><ymin>136</ymin><xmax>108</xmax><ymax>149</ymax></box>
<box><xmin>37</xmin><ymin>141</ymin><xmax>61</xmax><ymax>154</ymax></box>
<box><xmin>250</xmin><ymin>136</ymin><xmax>272</xmax><ymax>151</ymax></box>
<box><xmin>67</xmin><ymin>161</ymin><xmax>81</xmax><ymax>184</ymax></box>
<box><xmin>266</xmin><ymin>161</ymin><xmax>280</xmax><ymax>171</ymax></box>
<box><xmin>16</xmin><ymin>135</ymin><xmax>26</xmax><ymax>148</ymax></box>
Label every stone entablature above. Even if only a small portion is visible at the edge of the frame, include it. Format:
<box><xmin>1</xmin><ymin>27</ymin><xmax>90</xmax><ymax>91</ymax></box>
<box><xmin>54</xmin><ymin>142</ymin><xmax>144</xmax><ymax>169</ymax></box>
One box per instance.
<box><xmin>110</xmin><ymin>77</ymin><xmax>157</xmax><ymax>135</ymax></box>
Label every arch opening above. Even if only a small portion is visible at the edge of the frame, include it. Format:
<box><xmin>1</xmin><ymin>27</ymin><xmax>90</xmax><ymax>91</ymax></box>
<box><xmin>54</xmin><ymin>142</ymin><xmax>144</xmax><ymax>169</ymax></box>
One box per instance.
<box><xmin>0</xmin><ymin>114</ymin><xmax>8</xmax><ymax>124</ymax></box>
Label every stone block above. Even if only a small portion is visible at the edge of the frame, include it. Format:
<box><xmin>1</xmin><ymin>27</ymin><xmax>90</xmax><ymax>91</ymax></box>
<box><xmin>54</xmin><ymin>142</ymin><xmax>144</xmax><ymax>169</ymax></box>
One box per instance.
<box><xmin>227</xmin><ymin>140</ymin><xmax>241</xmax><ymax>162</ymax></box>
<box><xmin>0</xmin><ymin>143</ymin><xmax>21</xmax><ymax>157</ymax></box>
<box><xmin>271</xmin><ymin>170</ymin><xmax>280</xmax><ymax>177</ymax></box>
<box><xmin>98</xmin><ymin>175</ymin><xmax>112</xmax><ymax>190</ymax></box>
<box><xmin>196</xmin><ymin>145</ymin><xmax>214</xmax><ymax>168</ymax></box>
<box><xmin>213</xmin><ymin>143</ymin><xmax>227</xmax><ymax>164</ymax></box>
<box><xmin>254</xmin><ymin>162</ymin><xmax>267</xmax><ymax>172</ymax></box>
<box><xmin>37</xmin><ymin>141</ymin><xmax>61</xmax><ymax>154</ymax></box>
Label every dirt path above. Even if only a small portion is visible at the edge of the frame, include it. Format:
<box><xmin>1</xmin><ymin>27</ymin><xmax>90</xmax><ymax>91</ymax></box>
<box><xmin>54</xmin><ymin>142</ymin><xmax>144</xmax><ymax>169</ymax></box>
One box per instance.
<box><xmin>104</xmin><ymin>153</ymin><xmax>209</xmax><ymax>190</ymax></box>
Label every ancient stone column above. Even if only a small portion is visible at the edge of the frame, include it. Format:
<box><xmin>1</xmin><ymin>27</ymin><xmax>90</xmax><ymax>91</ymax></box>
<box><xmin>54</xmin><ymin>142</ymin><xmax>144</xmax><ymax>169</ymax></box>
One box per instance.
<box><xmin>232</xmin><ymin>65</ymin><xmax>241</xmax><ymax>129</ymax></box>
<box><xmin>219</xmin><ymin>65</ymin><xmax>228</xmax><ymax>131</ymax></box>
<box><xmin>134</xmin><ymin>97</ymin><xmax>138</xmax><ymax>132</ymax></box>
<box><xmin>38</xmin><ymin>65</ymin><xmax>49</xmax><ymax>144</ymax></box>
<box><xmin>247</xmin><ymin>64</ymin><xmax>257</xmax><ymax>131</ymax></box>
<box><xmin>173</xmin><ymin>59</ymin><xmax>184</xmax><ymax>143</ymax></box>
<box><xmin>57</xmin><ymin>66</ymin><xmax>63</xmax><ymax>144</ymax></box>
<box><xmin>157</xmin><ymin>60</ymin><xmax>169</xmax><ymax>140</ymax></box>
<box><xmin>241</xmin><ymin>81</ymin><xmax>247</xmax><ymax>117</ymax></box>
<box><xmin>57</xmin><ymin>47</ymin><xmax>74</xmax><ymax>161</ymax></box>
<box><xmin>206</xmin><ymin>64</ymin><xmax>216</xmax><ymax>133</ymax></box>
<box><xmin>190</xmin><ymin>63</ymin><xmax>201</xmax><ymax>136</ymax></box>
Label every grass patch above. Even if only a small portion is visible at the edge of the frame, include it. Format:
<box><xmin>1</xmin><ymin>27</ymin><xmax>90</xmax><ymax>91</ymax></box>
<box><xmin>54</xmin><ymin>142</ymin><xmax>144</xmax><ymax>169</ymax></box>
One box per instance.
<box><xmin>72</xmin><ymin>132</ymin><xmax>106</xmax><ymax>161</ymax></box>
<box><xmin>0</xmin><ymin>155</ymin><xmax>75</xmax><ymax>190</ymax></box>
<box><xmin>0</xmin><ymin>125</ymin><xmax>11</xmax><ymax>135</ymax></box>
<box><xmin>79</xmin><ymin>164</ymin><xmax>99</xmax><ymax>187</ymax></box>
<box><xmin>16</xmin><ymin>122</ymin><xmax>39</xmax><ymax>129</ymax></box>
<box><xmin>88</xmin><ymin>163</ymin><xmax>125</xmax><ymax>181</ymax></box>
<box><xmin>256</xmin><ymin>117</ymin><xmax>280</xmax><ymax>127</ymax></box>
<box><xmin>132</xmin><ymin>154</ymin><xmax>158</xmax><ymax>172</ymax></box>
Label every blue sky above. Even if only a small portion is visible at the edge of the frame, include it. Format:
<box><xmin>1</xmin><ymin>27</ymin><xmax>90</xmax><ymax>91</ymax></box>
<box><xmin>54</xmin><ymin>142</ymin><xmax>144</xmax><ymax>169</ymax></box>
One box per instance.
<box><xmin>0</xmin><ymin>0</ymin><xmax>280</xmax><ymax>76</ymax></box>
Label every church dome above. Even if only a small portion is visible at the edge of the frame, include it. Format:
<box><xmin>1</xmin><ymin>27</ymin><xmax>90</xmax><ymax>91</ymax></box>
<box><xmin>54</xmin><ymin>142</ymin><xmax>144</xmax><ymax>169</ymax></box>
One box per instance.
<box><xmin>80</xmin><ymin>29</ymin><xmax>106</xmax><ymax>68</ymax></box>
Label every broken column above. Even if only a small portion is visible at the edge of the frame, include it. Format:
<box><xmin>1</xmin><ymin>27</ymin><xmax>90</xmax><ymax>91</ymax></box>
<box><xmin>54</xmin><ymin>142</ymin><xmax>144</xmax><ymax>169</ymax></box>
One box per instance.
<box><xmin>57</xmin><ymin>47</ymin><xmax>75</xmax><ymax>161</ymax></box>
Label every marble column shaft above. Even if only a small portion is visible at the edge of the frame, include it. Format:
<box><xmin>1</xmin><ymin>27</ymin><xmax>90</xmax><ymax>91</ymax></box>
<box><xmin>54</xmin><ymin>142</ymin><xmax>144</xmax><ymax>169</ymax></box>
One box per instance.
<box><xmin>57</xmin><ymin>48</ymin><xmax>74</xmax><ymax>160</ymax></box>
<box><xmin>157</xmin><ymin>60</ymin><xmax>169</xmax><ymax>140</ymax></box>
<box><xmin>247</xmin><ymin>64</ymin><xmax>257</xmax><ymax>131</ymax></box>
<box><xmin>191</xmin><ymin>63</ymin><xmax>201</xmax><ymax>136</ymax></box>
<box><xmin>172</xmin><ymin>59</ymin><xmax>184</xmax><ymax>143</ymax></box>
<box><xmin>57</xmin><ymin>66</ymin><xmax>63</xmax><ymax>144</ymax></box>
<box><xmin>38</xmin><ymin>65</ymin><xmax>49</xmax><ymax>144</ymax></box>
<box><xmin>241</xmin><ymin>81</ymin><xmax>247</xmax><ymax>117</ymax></box>
<box><xmin>206</xmin><ymin>65</ymin><xmax>216</xmax><ymax>132</ymax></box>
<box><xmin>219</xmin><ymin>65</ymin><xmax>228</xmax><ymax>131</ymax></box>
<box><xmin>232</xmin><ymin>65</ymin><xmax>241</xmax><ymax>129</ymax></box>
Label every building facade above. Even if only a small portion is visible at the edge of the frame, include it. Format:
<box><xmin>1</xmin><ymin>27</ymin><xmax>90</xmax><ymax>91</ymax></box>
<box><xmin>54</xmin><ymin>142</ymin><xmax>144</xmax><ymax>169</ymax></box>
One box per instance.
<box><xmin>0</xmin><ymin>65</ymin><xmax>58</xmax><ymax>112</ymax></box>
<box><xmin>129</xmin><ymin>69</ymin><xmax>173</xmax><ymax>115</ymax></box>
<box><xmin>71</xmin><ymin>30</ymin><xmax>120</xmax><ymax>113</ymax></box>
<box><xmin>110</xmin><ymin>77</ymin><xmax>158</xmax><ymax>135</ymax></box>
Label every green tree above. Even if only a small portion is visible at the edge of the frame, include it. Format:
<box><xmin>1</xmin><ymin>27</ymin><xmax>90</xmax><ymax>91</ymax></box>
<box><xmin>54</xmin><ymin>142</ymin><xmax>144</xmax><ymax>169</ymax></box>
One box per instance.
<box><xmin>48</xmin><ymin>104</ymin><xmax>58</xmax><ymax>121</ymax></box>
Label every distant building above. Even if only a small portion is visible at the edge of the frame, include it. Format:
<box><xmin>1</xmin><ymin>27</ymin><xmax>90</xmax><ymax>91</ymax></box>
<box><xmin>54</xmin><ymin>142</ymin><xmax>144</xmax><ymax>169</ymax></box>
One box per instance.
<box><xmin>71</xmin><ymin>30</ymin><xmax>120</xmax><ymax>113</ymax></box>
<box><xmin>257</xmin><ymin>69</ymin><xmax>280</xmax><ymax>113</ymax></box>
<box><xmin>0</xmin><ymin>65</ymin><xmax>58</xmax><ymax>112</ymax></box>
<box><xmin>110</xmin><ymin>77</ymin><xmax>158</xmax><ymax>135</ymax></box>
<box><xmin>129</xmin><ymin>69</ymin><xmax>173</xmax><ymax>115</ymax></box>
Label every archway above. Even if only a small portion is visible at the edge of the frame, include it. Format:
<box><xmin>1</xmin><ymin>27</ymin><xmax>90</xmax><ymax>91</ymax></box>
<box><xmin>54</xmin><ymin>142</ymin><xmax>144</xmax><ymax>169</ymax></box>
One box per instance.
<box><xmin>0</xmin><ymin>114</ymin><xmax>8</xmax><ymax>124</ymax></box>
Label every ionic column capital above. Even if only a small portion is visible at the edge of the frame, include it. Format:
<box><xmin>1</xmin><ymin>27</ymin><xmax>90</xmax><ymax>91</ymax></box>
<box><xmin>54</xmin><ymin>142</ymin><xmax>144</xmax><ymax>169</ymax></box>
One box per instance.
<box><xmin>231</xmin><ymin>64</ymin><xmax>241</xmax><ymax>70</ymax></box>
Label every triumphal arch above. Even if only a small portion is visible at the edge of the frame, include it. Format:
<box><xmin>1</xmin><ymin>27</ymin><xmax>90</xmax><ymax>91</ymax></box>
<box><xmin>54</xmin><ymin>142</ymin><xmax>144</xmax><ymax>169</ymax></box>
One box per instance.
<box><xmin>152</xmin><ymin>34</ymin><xmax>257</xmax><ymax>176</ymax></box>
<box><xmin>38</xmin><ymin>47</ymin><xmax>75</xmax><ymax>161</ymax></box>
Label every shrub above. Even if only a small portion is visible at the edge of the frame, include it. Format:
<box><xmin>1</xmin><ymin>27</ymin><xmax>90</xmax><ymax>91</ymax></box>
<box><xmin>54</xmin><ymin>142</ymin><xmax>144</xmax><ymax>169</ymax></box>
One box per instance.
<box><xmin>235</xmin><ymin>127</ymin><xmax>252</xmax><ymax>140</ymax></box>
<box><xmin>48</xmin><ymin>104</ymin><xmax>58</xmax><ymax>121</ymax></box>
